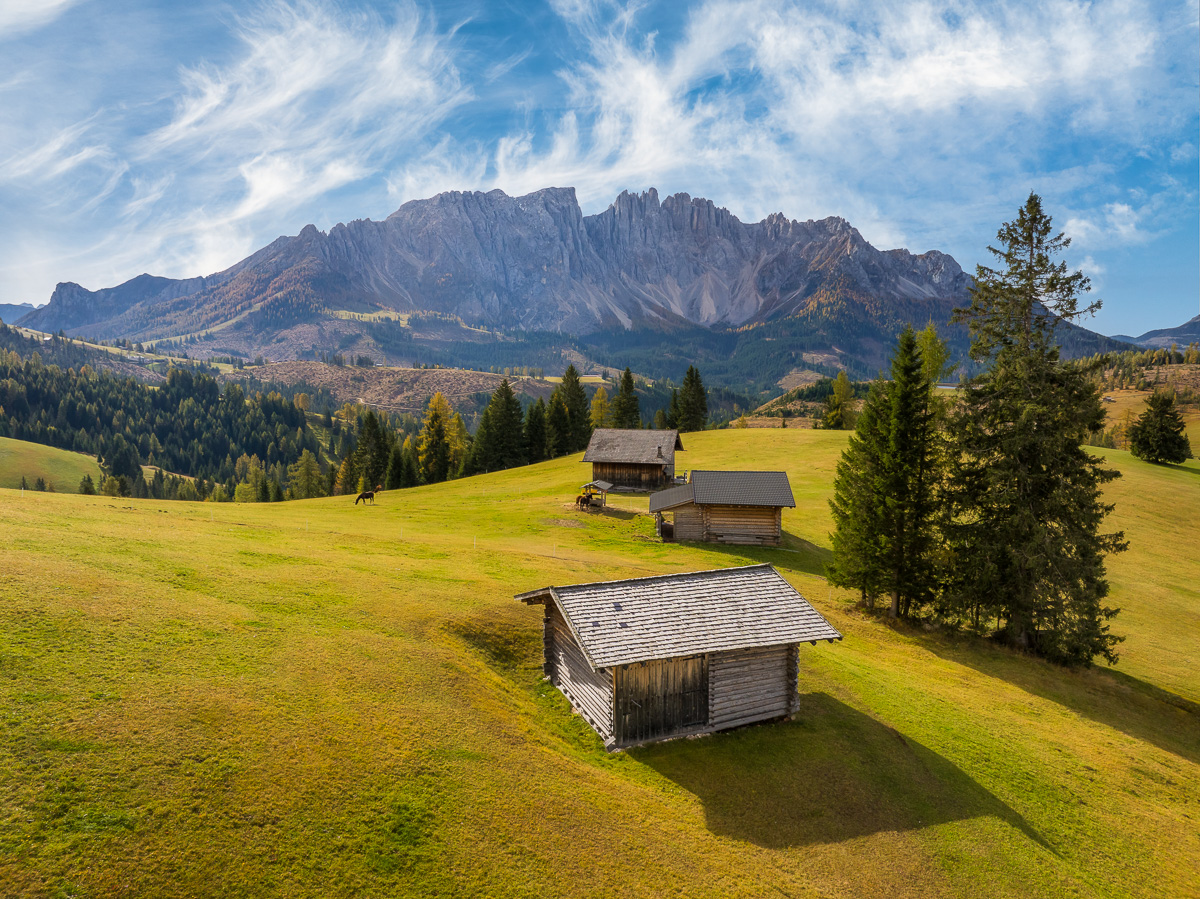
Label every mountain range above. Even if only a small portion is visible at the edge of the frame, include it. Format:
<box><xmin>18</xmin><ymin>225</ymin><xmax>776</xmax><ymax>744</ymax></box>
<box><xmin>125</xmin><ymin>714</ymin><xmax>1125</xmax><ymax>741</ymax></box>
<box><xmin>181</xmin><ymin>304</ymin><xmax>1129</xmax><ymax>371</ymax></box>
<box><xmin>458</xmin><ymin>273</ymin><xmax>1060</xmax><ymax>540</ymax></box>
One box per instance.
<box><xmin>1111</xmin><ymin>315</ymin><xmax>1200</xmax><ymax>350</ymax></box>
<box><xmin>15</xmin><ymin>187</ymin><xmax>1133</xmax><ymax>392</ymax></box>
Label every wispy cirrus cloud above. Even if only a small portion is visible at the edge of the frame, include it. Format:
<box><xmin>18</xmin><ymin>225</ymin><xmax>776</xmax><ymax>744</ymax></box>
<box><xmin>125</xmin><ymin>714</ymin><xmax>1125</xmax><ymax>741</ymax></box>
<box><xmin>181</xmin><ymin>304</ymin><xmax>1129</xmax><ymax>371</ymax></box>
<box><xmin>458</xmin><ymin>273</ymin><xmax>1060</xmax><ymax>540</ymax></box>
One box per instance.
<box><xmin>0</xmin><ymin>0</ymin><xmax>1194</xmax><ymax>335</ymax></box>
<box><xmin>0</xmin><ymin>0</ymin><xmax>82</xmax><ymax>38</ymax></box>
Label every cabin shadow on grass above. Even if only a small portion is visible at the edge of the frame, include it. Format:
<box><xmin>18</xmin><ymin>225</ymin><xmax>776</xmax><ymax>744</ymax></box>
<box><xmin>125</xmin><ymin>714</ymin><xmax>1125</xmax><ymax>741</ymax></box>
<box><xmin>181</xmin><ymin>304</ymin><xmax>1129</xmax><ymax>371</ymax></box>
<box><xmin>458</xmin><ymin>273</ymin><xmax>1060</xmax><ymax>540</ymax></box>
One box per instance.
<box><xmin>633</xmin><ymin>693</ymin><xmax>1050</xmax><ymax>851</ymax></box>
<box><xmin>924</xmin><ymin>636</ymin><xmax>1200</xmax><ymax>767</ymax></box>
<box><xmin>687</xmin><ymin>531</ymin><xmax>834</xmax><ymax>581</ymax></box>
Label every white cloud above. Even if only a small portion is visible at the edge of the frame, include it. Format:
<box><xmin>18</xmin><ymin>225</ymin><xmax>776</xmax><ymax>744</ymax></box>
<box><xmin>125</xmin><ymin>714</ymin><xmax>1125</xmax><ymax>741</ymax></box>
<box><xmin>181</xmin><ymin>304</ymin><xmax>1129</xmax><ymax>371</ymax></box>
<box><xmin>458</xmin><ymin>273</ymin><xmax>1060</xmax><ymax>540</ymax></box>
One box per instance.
<box><xmin>0</xmin><ymin>0</ymin><xmax>81</xmax><ymax>38</ymax></box>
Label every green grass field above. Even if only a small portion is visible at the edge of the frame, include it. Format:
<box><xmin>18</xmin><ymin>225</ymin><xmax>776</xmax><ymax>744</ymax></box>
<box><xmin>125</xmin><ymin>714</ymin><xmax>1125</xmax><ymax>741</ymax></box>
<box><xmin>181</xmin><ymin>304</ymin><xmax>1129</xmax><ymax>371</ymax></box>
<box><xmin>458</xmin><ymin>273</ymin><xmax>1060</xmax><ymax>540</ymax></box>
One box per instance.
<box><xmin>0</xmin><ymin>437</ymin><xmax>101</xmax><ymax>494</ymax></box>
<box><xmin>1</xmin><ymin>430</ymin><xmax>1196</xmax><ymax>898</ymax></box>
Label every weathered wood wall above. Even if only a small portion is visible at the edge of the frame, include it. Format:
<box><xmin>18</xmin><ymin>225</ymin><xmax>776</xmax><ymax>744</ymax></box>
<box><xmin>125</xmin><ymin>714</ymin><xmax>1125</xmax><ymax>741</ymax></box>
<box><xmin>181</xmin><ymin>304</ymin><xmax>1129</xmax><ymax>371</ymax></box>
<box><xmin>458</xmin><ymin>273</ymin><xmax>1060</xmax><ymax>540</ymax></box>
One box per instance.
<box><xmin>592</xmin><ymin>461</ymin><xmax>671</xmax><ymax>491</ymax></box>
<box><xmin>671</xmin><ymin>503</ymin><xmax>705</xmax><ymax>540</ymax></box>
<box><xmin>545</xmin><ymin>602</ymin><xmax>614</xmax><ymax>742</ymax></box>
<box><xmin>703</xmin><ymin>505</ymin><xmax>783</xmax><ymax>545</ymax></box>
<box><xmin>709</xmin><ymin>644</ymin><xmax>795</xmax><ymax>730</ymax></box>
<box><xmin>614</xmin><ymin>655</ymin><xmax>708</xmax><ymax>747</ymax></box>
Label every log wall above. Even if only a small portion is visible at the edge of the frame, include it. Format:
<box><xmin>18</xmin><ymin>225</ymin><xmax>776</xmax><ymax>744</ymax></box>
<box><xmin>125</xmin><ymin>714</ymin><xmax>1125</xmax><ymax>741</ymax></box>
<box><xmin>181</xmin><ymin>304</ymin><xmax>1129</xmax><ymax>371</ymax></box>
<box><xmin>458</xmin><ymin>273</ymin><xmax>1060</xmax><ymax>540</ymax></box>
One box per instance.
<box><xmin>545</xmin><ymin>602</ymin><xmax>614</xmax><ymax>743</ymax></box>
<box><xmin>709</xmin><ymin>644</ymin><xmax>795</xmax><ymax>730</ymax></box>
<box><xmin>671</xmin><ymin>503</ymin><xmax>706</xmax><ymax>541</ymax></box>
<box><xmin>701</xmin><ymin>505</ymin><xmax>783</xmax><ymax>546</ymax></box>
<box><xmin>592</xmin><ymin>461</ymin><xmax>671</xmax><ymax>491</ymax></box>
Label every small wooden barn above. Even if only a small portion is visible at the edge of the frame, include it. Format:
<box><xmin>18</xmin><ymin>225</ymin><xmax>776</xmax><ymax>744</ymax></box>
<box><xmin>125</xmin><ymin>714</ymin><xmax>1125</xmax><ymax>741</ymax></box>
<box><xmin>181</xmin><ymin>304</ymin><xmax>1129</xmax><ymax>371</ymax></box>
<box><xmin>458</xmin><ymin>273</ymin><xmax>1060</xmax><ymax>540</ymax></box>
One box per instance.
<box><xmin>515</xmin><ymin>564</ymin><xmax>841</xmax><ymax>749</ymax></box>
<box><xmin>582</xmin><ymin>429</ymin><xmax>683</xmax><ymax>491</ymax></box>
<box><xmin>649</xmin><ymin>470</ymin><xmax>796</xmax><ymax>545</ymax></box>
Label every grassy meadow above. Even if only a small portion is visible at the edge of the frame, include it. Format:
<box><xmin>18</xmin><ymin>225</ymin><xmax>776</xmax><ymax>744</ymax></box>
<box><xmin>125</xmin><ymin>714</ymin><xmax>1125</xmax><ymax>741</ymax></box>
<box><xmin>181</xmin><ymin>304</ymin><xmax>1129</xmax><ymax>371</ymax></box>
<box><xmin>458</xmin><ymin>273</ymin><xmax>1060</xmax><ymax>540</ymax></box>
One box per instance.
<box><xmin>0</xmin><ymin>437</ymin><xmax>101</xmax><ymax>494</ymax></box>
<box><xmin>0</xmin><ymin>429</ymin><xmax>1197</xmax><ymax>898</ymax></box>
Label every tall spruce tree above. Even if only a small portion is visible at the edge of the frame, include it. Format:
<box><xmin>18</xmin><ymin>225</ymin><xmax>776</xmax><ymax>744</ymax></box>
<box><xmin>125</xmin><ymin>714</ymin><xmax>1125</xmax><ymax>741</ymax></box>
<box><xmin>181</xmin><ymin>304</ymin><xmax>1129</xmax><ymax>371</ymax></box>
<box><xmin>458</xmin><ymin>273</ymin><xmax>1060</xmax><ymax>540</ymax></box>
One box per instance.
<box><xmin>463</xmin><ymin>379</ymin><xmax>526</xmax><ymax>475</ymax></box>
<box><xmin>828</xmin><ymin>380</ymin><xmax>889</xmax><ymax>606</ymax></box>
<box><xmin>546</xmin><ymin>393</ymin><xmax>571</xmax><ymax>457</ymax></box>
<box><xmin>525</xmin><ymin>397</ymin><xmax>549</xmax><ymax>463</ymax></box>
<box><xmin>418</xmin><ymin>392</ymin><xmax>452</xmax><ymax>484</ymax></box>
<box><xmin>1128</xmin><ymin>392</ymin><xmax>1192</xmax><ymax>464</ymax></box>
<box><xmin>559</xmin><ymin>364</ymin><xmax>592</xmax><ymax>451</ymax></box>
<box><xmin>948</xmin><ymin>193</ymin><xmax>1126</xmax><ymax>665</ymax></box>
<box><xmin>677</xmin><ymin>365</ymin><xmax>708</xmax><ymax>432</ymax></box>
<box><xmin>611</xmin><ymin>367</ymin><xmax>641</xmax><ymax>428</ymax></box>
<box><xmin>828</xmin><ymin>328</ymin><xmax>942</xmax><ymax>617</ymax></box>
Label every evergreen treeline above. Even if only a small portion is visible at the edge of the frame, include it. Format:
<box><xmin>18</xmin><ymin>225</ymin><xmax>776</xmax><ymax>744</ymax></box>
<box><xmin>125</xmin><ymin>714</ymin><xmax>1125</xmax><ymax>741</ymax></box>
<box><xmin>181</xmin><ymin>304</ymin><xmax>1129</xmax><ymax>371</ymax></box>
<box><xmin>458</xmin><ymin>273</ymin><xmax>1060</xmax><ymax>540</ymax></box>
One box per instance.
<box><xmin>829</xmin><ymin>195</ymin><xmax>1128</xmax><ymax>667</ymax></box>
<box><xmin>0</xmin><ymin>342</ymin><xmax>328</xmax><ymax>500</ymax></box>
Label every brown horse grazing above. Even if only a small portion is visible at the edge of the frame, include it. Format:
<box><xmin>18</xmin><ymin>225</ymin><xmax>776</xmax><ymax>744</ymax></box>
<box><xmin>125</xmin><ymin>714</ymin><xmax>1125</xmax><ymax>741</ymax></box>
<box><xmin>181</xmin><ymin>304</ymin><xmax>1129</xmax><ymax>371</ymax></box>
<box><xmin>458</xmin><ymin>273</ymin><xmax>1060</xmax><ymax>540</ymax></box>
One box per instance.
<box><xmin>575</xmin><ymin>494</ymin><xmax>589</xmax><ymax>510</ymax></box>
<box><xmin>355</xmin><ymin>491</ymin><xmax>375</xmax><ymax>505</ymax></box>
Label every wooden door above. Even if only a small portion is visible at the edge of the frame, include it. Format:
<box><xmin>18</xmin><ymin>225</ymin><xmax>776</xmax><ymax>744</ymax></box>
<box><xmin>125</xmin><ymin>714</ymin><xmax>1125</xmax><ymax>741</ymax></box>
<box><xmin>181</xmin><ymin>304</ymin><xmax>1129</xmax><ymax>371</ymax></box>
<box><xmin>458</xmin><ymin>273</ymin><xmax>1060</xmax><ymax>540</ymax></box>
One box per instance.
<box><xmin>615</xmin><ymin>655</ymin><xmax>708</xmax><ymax>746</ymax></box>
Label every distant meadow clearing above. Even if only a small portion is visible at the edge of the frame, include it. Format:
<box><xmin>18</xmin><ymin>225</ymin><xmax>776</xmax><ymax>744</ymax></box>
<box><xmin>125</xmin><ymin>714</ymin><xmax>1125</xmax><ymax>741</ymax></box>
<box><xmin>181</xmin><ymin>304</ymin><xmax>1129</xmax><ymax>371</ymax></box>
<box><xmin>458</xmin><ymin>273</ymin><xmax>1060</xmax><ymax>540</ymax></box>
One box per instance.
<box><xmin>0</xmin><ymin>429</ymin><xmax>1197</xmax><ymax>898</ymax></box>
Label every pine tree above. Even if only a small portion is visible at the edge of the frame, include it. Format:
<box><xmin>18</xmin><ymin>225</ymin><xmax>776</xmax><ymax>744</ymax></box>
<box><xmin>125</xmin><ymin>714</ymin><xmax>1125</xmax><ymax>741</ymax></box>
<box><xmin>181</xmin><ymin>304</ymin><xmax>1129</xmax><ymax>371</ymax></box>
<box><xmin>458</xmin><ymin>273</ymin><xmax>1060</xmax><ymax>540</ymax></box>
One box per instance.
<box><xmin>559</xmin><ymin>365</ymin><xmax>592</xmax><ymax>451</ymax></box>
<box><xmin>827</xmin><ymin>328</ymin><xmax>942</xmax><ymax>617</ymax></box>
<box><xmin>1128</xmin><ymin>392</ymin><xmax>1192</xmax><ymax>464</ymax></box>
<box><xmin>948</xmin><ymin>193</ymin><xmax>1127</xmax><ymax>665</ymax></box>
<box><xmin>677</xmin><ymin>365</ymin><xmax>708</xmax><ymax>432</ymax></box>
<box><xmin>665</xmin><ymin>389</ymin><xmax>681</xmax><ymax>429</ymax></box>
<box><xmin>546</xmin><ymin>393</ymin><xmax>570</xmax><ymax>457</ymax></box>
<box><xmin>78</xmin><ymin>473</ymin><xmax>96</xmax><ymax>495</ymax></box>
<box><xmin>828</xmin><ymin>380</ymin><xmax>889</xmax><ymax>607</ymax></box>
<box><xmin>462</xmin><ymin>380</ymin><xmax>527</xmax><ymax>475</ymax></box>
<box><xmin>418</xmin><ymin>392</ymin><xmax>452</xmax><ymax>484</ymax></box>
<box><xmin>525</xmin><ymin>397</ymin><xmax>549</xmax><ymax>463</ymax></box>
<box><xmin>611</xmin><ymin>367</ymin><xmax>641</xmax><ymax>429</ymax></box>
<box><xmin>877</xmin><ymin>327</ymin><xmax>942</xmax><ymax>618</ymax></box>
<box><xmin>399</xmin><ymin>437</ymin><xmax>420</xmax><ymax>487</ymax></box>
<box><xmin>384</xmin><ymin>443</ymin><xmax>405</xmax><ymax>490</ymax></box>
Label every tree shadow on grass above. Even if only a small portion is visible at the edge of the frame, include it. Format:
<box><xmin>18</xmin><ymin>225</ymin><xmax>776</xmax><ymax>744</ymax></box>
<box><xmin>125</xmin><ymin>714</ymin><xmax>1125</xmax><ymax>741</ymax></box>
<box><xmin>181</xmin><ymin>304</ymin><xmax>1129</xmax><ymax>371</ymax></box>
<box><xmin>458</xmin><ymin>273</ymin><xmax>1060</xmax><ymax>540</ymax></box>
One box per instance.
<box><xmin>919</xmin><ymin>635</ymin><xmax>1200</xmax><ymax>767</ymax></box>
<box><xmin>681</xmin><ymin>531</ymin><xmax>834</xmax><ymax>581</ymax></box>
<box><xmin>633</xmin><ymin>693</ymin><xmax>1051</xmax><ymax>851</ymax></box>
<box><xmin>1158</xmin><ymin>460</ymin><xmax>1200</xmax><ymax>477</ymax></box>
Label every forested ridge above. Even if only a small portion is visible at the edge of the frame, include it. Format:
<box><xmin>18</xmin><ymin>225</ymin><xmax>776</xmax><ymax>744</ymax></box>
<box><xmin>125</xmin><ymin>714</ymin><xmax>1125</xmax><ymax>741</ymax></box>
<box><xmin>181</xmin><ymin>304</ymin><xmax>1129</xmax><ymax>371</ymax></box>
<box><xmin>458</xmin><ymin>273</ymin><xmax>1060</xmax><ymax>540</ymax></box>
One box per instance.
<box><xmin>0</xmin><ymin>323</ymin><xmax>325</xmax><ymax>498</ymax></box>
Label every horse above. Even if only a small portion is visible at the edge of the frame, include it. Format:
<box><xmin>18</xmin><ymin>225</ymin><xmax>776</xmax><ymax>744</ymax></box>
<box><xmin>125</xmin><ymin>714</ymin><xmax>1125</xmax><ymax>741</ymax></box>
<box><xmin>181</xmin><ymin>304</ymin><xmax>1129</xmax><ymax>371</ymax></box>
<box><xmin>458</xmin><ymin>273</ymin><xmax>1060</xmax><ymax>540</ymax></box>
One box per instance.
<box><xmin>355</xmin><ymin>491</ymin><xmax>375</xmax><ymax>505</ymax></box>
<box><xmin>575</xmin><ymin>493</ymin><xmax>590</xmax><ymax>510</ymax></box>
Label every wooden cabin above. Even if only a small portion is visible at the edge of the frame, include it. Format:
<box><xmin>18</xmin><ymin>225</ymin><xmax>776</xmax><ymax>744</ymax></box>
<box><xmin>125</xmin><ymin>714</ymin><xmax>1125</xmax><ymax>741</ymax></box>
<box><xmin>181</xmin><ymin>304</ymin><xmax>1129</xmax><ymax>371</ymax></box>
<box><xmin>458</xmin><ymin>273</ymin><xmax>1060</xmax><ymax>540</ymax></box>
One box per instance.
<box><xmin>649</xmin><ymin>470</ymin><xmax>795</xmax><ymax>545</ymax></box>
<box><xmin>515</xmin><ymin>564</ymin><xmax>841</xmax><ymax>750</ymax></box>
<box><xmin>582</xmin><ymin>429</ymin><xmax>683</xmax><ymax>491</ymax></box>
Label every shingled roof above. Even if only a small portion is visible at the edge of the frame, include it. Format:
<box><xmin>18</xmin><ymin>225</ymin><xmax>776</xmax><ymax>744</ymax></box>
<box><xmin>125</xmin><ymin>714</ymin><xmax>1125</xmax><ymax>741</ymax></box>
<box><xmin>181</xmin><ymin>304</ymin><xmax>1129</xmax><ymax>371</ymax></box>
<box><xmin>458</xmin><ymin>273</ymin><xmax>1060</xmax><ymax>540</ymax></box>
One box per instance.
<box><xmin>648</xmin><ymin>470</ymin><xmax>796</xmax><ymax>512</ymax></box>
<box><xmin>514</xmin><ymin>564</ymin><xmax>841</xmax><ymax>669</ymax></box>
<box><xmin>582</xmin><ymin>429</ymin><xmax>683</xmax><ymax>465</ymax></box>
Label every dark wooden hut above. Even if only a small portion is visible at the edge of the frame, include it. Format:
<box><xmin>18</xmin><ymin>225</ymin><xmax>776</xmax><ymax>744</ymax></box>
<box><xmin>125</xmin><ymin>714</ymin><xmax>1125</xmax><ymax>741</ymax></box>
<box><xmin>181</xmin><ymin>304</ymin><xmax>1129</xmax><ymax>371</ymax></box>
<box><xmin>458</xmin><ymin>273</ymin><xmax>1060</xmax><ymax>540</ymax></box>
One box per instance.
<box><xmin>649</xmin><ymin>470</ymin><xmax>795</xmax><ymax>545</ymax></box>
<box><xmin>515</xmin><ymin>564</ymin><xmax>841</xmax><ymax>749</ymax></box>
<box><xmin>582</xmin><ymin>429</ymin><xmax>683</xmax><ymax>490</ymax></box>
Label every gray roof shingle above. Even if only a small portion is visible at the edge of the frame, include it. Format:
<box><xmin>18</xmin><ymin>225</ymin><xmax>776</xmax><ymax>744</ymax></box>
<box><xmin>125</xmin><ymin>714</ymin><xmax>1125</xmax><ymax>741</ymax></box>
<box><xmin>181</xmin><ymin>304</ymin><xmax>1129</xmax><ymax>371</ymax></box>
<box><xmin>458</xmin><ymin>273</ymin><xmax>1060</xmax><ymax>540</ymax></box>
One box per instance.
<box><xmin>691</xmin><ymin>470</ymin><xmax>795</xmax><ymax>507</ymax></box>
<box><xmin>648</xmin><ymin>470</ymin><xmax>796</xmax><ymax>511</ymax></box>
<box><xmin>582</xmin><ymin>429</ymin><xmax>683</xmax><ymax>465</ymax></box>
<box><xmin>648</xmin><ymin>484</ymin><xmax>694</xmax><ymax>513</ymax></box>
<box><xmin>515</xmin><ymin>564</ymin><xmax>841</xmax><ymax>669</ymax></box>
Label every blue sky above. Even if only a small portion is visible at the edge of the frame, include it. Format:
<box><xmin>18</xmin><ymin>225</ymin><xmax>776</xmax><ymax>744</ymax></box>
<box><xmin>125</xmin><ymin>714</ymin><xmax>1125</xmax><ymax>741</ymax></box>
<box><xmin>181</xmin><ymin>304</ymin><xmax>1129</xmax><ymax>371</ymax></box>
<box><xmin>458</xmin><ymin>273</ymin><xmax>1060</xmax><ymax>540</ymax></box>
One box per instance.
<box><xmin>1</xmin><ymin>0</ymin><xmax>1196</xmax><ymax>337</ymax></box>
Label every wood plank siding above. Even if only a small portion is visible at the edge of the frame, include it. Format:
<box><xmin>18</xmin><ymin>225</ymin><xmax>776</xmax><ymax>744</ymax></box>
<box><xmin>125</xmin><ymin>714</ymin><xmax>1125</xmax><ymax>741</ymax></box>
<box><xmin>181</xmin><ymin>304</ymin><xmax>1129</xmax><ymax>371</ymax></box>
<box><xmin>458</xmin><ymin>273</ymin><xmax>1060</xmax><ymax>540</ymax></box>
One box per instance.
<box><xmin>709</xmin><ymin>644</ymin><xmax>797</xmax><ymax>729</ymax></box>
<box><xmin>545</xmin><ymin>602</ymin><xmax>614</xmax><ymax>743</ymax></box>
<box><xmin>703</xmin><ymin>505</ymin><xmax>783</xmax><ymax>545</ymax></box>
<box><xmin>591</xmin><ymin>461</ymin><xmax>672</xmax><ymax>491</ymax></box>
<box><xmin>672</xmin><ymin>503</ymin><xmax>705</xmax><ymax>540</ymax></box>
<box><xmin>614</xmin><ymin>656</ymin><xmax>709</xmax><ymax>746</ymax></box>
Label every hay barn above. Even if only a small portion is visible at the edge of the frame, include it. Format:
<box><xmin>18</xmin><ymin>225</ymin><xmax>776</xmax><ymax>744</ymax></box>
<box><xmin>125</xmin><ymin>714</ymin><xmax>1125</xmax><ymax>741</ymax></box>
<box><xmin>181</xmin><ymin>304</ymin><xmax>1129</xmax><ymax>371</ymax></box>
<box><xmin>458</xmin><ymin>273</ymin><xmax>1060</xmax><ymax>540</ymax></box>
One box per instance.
<box><xmin>582</xmin><ymin>429</ymin><xmax>683</xmax><ymax>490</ymax></box>
<box><xmin>649</xmin><ymin>470</ymin><xmax>796</xmax><ymax>545</ymax></box>
<box><xmin>515</xmin><ymin>565</ymin><xmax>841</xmax><ymax>749</ymax></box>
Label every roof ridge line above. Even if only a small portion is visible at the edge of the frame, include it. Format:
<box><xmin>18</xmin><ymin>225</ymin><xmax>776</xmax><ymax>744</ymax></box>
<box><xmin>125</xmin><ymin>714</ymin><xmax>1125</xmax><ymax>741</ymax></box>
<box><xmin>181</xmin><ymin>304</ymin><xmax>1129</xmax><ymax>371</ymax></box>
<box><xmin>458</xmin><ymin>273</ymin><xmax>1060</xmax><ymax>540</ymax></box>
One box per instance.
<box><xmin>551</xmin><ymin>562</ymin><xmax>775</xmax><ymax>594</ymax></box>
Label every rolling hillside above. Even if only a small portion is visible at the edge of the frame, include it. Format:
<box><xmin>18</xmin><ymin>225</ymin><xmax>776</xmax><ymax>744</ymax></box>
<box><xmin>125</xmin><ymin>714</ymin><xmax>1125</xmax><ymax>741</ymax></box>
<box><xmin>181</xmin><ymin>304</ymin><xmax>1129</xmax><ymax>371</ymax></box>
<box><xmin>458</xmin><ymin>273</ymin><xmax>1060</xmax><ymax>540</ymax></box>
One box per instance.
<box><xmin>0</xmin><ymin>436</ymin><xmax>101</xmax><ymax>493</ymax></box>
<box><xmin>0</xmin><ymin>430</ymin><xmax>1196</xmax><ymax>897</ymax></box>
